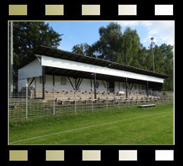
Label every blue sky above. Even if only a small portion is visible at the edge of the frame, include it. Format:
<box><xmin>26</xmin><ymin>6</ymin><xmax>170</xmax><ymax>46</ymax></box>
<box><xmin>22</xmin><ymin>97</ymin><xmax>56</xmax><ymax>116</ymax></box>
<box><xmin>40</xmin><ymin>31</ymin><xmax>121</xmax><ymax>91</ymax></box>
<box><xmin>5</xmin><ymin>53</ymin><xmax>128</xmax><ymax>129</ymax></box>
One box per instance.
<box><xmin>46</xmin><ymin>21</ymin><xmax>174</xmax><ymax>52</ymax></box>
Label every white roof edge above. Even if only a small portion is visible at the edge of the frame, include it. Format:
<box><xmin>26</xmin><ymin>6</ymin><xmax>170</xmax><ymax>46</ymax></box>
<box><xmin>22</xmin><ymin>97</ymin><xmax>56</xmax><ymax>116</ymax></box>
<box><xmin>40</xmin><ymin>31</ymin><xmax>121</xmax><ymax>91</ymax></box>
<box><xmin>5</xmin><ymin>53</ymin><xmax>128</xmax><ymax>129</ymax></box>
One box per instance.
<box><xmin>41</xmin><ymin>55</ymin><xmax>164</xmax><ymax>83</ymax></box>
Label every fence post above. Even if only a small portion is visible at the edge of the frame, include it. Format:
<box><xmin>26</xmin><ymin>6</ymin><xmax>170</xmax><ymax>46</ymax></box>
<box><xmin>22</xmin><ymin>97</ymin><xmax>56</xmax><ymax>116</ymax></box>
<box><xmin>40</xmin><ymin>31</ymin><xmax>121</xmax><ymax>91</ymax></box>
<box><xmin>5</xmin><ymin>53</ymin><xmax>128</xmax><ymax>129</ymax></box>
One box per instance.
<box><xmin>118</xmin><ymin>95</ymin><xmax>120</xmax><ymax>109</ymax></box>
<box><xmin>26</xmin><ymin>83</ymin><xmax>28</xmax><ymax>119</ymax></box>
<box><xmin>106</xmin><ymin>88</ymin><xmax>108</xmax><ymax>110</ymax></box>
<box><xmin>53</xmin><ymin>86</ymin><xmax>55</xmax><ymax>115</ymax></box>
<box><xmin>91</xmin><ymin>89</ymin><xmax>93</xmax><ymax>113</ymax></box>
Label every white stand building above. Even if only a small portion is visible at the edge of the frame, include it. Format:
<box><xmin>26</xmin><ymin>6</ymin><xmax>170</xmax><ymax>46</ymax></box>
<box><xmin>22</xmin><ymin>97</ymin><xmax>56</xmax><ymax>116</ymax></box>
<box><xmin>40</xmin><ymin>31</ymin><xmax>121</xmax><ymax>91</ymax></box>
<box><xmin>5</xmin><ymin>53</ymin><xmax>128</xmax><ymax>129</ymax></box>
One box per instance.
<box><xmin>18</xmin><ymin>46</ymin><xmax>168</xmax><ymax>100</ymax></box>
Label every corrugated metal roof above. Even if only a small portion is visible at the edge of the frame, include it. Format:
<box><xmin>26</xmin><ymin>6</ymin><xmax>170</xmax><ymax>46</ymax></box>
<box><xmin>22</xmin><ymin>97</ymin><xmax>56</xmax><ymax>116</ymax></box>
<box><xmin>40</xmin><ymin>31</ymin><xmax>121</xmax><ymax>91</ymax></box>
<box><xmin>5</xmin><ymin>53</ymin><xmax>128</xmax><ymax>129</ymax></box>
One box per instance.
<box><xmin>19</xmin><ymin>45</ymin><xmax>168</xmax><ymax>79</ymax></box>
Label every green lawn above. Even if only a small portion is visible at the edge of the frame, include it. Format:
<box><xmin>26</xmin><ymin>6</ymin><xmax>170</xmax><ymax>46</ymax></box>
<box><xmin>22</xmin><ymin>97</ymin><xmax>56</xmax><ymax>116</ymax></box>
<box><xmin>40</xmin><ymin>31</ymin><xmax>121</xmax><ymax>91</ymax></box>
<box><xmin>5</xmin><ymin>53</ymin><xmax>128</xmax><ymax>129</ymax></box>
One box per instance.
<box><xmin>9</xmin><ymin>103</ymin><xmax>173</xmax><ymax>145</ymax></box>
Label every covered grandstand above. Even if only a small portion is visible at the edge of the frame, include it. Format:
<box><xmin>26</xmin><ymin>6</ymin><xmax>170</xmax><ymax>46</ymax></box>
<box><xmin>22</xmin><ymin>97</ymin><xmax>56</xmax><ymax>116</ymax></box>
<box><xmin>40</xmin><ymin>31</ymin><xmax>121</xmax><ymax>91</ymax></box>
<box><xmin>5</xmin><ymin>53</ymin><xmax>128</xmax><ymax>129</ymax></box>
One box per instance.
<box><xmin>18</xmin><ymin>45</ymin><xmax>168</xmax><ymax>102</ymax></box>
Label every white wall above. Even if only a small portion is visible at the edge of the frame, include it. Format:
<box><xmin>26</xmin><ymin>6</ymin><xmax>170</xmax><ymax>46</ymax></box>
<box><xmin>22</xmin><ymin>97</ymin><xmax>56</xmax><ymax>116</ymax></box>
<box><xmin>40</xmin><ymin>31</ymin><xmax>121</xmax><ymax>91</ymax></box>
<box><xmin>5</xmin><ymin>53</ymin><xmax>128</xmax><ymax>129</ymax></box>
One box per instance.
<box><xmin>114</xmin><ymin>82</ymin><xmax>148</xmax><ymax>94</ymax></box>
<box><xmin>18</xmin><ymin>59</ymin><xmax>42</xmax><ymax>92</ymax></box>
<box><xmin>34</xmin><ymin>75</ymin><xmax>80</xmax><ymax>92</ymax></box>
<box><xmin>18</xmin><ymin>59</ymin><xmax>42</xmax><ymax>80</ymax></box>
<box><xmin>33</xmin><ymin>75</ymin><xmax>149</xmax><ymax>95</ymax></box>
<box><xmin>34</xmin><ymin>75</ymin><xmax>109</xmax><ymax>93</ymax></box>
<box><xmin>131</xmin><ymin>83</ymin><xmax>139</xmax><ymax>93</ymax></box>
<box><xmin>45</xmin><ymin>75</ymin><xmax>53</xmax><ymax>91</ymax></box>
<box><xmin>96</xmin><ymin>80</ymin><xmax>107</xmax><ymax>93</ymax></box>
<box><xmin>18</xmin><ymin>79</ymin><xmax>27</xmax><ymax>92</ymax></box>
<box><xmin>54</xmin><ymin>76</ymin><xmax>74</xmax><ymax>91</ymax></box>
<box><xmin>79</xmin><ymin>78</ymin><xmax>91</xmax><ymax>92</ymax></box>
<box><xmin>35</xmin><ymin>77</ymin><xmax>41</xmax><ymax>92</ymax></box>
<box><xmin>115</xmin><ymin>81</ymin><xmax>131</xmax><ymax>93</ymax></box>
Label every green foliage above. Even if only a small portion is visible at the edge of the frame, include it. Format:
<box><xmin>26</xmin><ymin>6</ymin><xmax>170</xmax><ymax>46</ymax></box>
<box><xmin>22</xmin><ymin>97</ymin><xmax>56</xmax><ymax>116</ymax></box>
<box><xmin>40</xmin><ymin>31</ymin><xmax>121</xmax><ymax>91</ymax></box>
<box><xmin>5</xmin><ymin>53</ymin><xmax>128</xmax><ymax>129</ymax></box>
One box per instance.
<box><xmin>93</xmin><ymin>23</ymin><xmax>123</xmax><ymax>61</ymax></box>
<box><xmin>13</xmin><ymin>22</ymin><xmax>62</xmax><ymax>83</ymax></box>
<box><xmin>122</xmin><ymin>27</ymin><xmax>141</xmax><ymax>66</ymax></box>
<box><xmin>159</xmin><ymin>44</ymin><xmax>173</xmax><ymax>91</ymax></box>
<box><xmin>72</xmin><ymin>23</ymin><xmax>174</xmax><ymax>91</ymax></box>
<box><xmin>72</xmin><ymin>43</ymin><xmax>95</xmax><ymax>57</ymax></box>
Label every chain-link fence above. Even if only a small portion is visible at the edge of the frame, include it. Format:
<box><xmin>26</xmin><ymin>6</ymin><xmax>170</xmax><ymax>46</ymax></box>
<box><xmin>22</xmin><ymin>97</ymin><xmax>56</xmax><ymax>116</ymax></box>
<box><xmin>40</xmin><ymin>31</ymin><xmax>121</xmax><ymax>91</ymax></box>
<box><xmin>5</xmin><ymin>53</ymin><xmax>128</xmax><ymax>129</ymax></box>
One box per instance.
<box><xmin>9</xmin><ymin>84</ymin><xmax>173</xmax><ymax>120</ymax></box>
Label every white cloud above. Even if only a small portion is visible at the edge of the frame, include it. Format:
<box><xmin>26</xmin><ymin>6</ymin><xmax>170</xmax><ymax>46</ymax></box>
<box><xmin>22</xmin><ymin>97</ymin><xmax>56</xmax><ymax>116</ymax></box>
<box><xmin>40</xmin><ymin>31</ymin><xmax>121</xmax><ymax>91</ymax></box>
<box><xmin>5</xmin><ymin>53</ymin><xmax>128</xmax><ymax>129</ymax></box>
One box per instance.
<box><xmin>117</xmin><ymin>21</ymin><xmax>140</xmax><ymax>27</ymax></box>
<box><xmin>141</xmin><ymin>21</ymin><xmax>174</xmax><ymax>46</ymax></box>
<box><xmin>116</xmin><ymin>21</ymin><xmax>174</xmax><ymax>47</ymax></box>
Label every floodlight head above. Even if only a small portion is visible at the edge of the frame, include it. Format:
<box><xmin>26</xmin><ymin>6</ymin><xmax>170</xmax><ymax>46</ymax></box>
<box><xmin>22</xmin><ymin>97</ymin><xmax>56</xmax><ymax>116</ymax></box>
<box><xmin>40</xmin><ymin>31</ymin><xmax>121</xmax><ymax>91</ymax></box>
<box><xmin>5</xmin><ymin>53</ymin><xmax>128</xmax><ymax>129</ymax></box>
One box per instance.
<box><xmin>150</xmin><ymin>37</ymin><xmax>154</xmax><ymax>41</ymax></box>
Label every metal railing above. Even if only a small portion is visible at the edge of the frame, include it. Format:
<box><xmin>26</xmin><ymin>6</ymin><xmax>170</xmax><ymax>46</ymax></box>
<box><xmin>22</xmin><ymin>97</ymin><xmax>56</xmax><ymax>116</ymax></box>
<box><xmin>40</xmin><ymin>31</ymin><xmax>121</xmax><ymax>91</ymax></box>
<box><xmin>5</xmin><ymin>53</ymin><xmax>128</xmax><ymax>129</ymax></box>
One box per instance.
<box><xmin>9</xmin><ymin>85</ymin><xmax>173</xmax><ymax>120</ymax></box>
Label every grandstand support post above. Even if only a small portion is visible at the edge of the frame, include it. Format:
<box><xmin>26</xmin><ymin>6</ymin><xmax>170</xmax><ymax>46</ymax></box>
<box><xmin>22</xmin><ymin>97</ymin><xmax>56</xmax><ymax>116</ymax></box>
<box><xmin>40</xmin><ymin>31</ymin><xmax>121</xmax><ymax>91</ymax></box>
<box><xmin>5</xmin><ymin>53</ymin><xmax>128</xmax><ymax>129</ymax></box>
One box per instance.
<box><xmin>106</xmin><ymin>84</ymin><xmax>108</xmax><ymax>110</ymax></box>
<box><xmin>53</xmin><ymin>86</ymin><xmax>55</xmax><ymax>115</ymax></box>
<box><xmin>94</xmin><ymin>73</ymin><xmax>97</xmax><ymax>99</ymax></box>
<box><xmin>74</xmin><ymin>89</ymin><xmax>76</xmax><ymax>114</ymax></box>
<box><xmin>118</xmin><ymin>94</ymin><xmax>120</xmax><ymax>109</ymax></box>
<box><xmin>146</xmin><ymin>81</ymin><xmax>149</xmax><ymax>97</ymax></box>
<box><xmin>53</xmin><ymin>75</ymin><xmax>55</xmax><ymax>86</ymax></box>
<box><xmin>34</xmin><ymin>77</ymin><xmax>36</xmax><ymax>98</ymax></box>
<box><xmin>42</xmin><ymin>66</ymin><xmax>45</xmax><ymax>100</ymax></box>
<box><xmin>126</xmin><ymin>78</ymin><xmax>128</xmax><ymax>99</ymax></box>
<box><xmin>26</xmin><ymin>83</ymin><xmax>28</xmax><ymax>119</ymax></box>
<box><xmin>91</xmin><ymin>85</ymin><xmax>93</xmax><ymax>113</ymax></box>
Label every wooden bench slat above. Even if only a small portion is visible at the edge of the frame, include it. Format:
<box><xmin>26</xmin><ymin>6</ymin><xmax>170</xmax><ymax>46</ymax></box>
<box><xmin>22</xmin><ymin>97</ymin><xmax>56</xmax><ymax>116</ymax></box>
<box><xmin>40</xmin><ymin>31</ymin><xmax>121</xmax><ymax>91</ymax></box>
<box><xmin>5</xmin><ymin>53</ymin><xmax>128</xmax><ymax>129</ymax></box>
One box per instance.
<box><xmin>138</xmin><ymin>104</ymin><xmax>156</xmax><ymax>108</ymax></box>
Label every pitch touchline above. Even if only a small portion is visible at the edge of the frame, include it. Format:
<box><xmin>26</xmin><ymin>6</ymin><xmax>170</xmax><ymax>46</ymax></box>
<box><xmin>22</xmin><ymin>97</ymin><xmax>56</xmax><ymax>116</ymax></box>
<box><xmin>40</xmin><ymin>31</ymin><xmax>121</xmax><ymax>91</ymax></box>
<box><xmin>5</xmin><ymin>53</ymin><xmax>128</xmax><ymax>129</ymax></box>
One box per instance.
<box><xmin>10</xmin><ymin>111</ymin><xmax>171</xmax><ymax>144</ymax></box>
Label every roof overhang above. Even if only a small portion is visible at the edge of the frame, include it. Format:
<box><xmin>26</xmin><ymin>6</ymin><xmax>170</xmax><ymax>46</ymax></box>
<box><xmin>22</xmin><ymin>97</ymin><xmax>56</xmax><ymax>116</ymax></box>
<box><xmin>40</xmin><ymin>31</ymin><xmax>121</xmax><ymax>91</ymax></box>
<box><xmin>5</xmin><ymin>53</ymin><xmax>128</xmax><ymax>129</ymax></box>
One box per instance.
<box><xmin>19</xmin><ymin>45</ymin><xmax>168</xmax><ymax>81</ymax></box>
<box><xmin>40</xmin><ymin>55</ymin><xmax>164</xmax><ymax>83</ymax></box>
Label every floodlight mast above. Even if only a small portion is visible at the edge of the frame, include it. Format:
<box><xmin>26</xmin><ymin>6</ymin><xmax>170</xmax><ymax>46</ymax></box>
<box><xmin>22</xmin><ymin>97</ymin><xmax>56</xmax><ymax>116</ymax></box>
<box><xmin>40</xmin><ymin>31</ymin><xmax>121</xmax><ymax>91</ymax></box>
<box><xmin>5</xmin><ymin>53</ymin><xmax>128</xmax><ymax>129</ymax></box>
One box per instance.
<box><xmin>151</xmin><ymin>37</ymin><xmax>155</xmax><ymax>72</ymax></box>
<box><xmin>9</xmin><ymin>21</ymin><xmax>13</xmax><ymax>96</ymax></box>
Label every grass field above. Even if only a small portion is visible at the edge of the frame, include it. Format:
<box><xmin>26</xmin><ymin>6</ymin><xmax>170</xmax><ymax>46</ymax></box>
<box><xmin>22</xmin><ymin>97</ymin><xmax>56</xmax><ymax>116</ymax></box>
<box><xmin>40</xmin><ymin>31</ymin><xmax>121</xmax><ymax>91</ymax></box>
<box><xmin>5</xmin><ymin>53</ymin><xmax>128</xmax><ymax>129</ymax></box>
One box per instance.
<box><xmin>9</xmin><ymin>103</ymin><xmax>173</xmax><ymax>145</ymax></box>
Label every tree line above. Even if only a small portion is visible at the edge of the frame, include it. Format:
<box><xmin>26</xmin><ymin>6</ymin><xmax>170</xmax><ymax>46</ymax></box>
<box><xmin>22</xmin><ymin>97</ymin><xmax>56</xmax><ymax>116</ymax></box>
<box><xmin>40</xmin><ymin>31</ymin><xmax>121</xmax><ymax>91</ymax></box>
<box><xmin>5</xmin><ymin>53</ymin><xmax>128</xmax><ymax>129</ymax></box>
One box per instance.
<box><xmin>12</xmin><ymin>22</ymin><xmax>173</xmax><ymax>91</ymax></box>
<box><xmin>72</xmin><ymin>23</ymin><xmax>173</xmax><ymax>91</ymax></box>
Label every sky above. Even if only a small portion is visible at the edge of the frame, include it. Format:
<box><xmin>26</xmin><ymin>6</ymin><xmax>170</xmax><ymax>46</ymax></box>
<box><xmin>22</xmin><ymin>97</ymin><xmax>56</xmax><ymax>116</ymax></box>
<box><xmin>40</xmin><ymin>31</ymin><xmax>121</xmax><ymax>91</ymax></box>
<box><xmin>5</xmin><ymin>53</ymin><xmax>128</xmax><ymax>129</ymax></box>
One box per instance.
<box><xmin>46</xmin><ymin>21</ymin><xmax>174</xmax><ymax>52</ymax></box>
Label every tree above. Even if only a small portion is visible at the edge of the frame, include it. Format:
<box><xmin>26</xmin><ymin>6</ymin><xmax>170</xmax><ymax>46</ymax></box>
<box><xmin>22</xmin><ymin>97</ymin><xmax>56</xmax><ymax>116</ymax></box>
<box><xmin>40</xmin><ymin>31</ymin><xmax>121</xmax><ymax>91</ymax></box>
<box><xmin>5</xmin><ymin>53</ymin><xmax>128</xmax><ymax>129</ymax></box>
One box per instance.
<box><xmin>153</xmin><ymin>45</ymin><xmax>165</xmax><ymax>73</ymax></box>
<box><xmin>159</xmin><ymin>44</ymin><xmax>173</xmax><ymax>60</ymax></box>
<box><xmin>122</xmin><ymin>27</ymin><xmax>141</xmax><ymax>66</ymax></box>
<box><xmin>146</xmin><ymin>43</ymin><xmax>173</xmax><ymax>91</ymax></box>
<box><xmin>72</xmin><ymin>43</ymin><xmax>94</xmax><ymax>57</ymax></box>
<box><xmin>13</xmin><ymin>22</ymin><xmax>62</xmax><ymax>83</ymax></box>
<box><xmin>137</xmin><ymin>46</ymin><xmax>148</xmax><ymax>70</ymax></box>
<box><xmin>71</xmin><ymin>22</ymin><xmax>173</xmax><ymax>91</ymax></box>
<box><xmin>159</xmin><ymin>44</ymin><xmax>173</xmax><ymax>91</ymax></box>
<box><xmin>72</xmin><ymin>23</ymin><xmax>142</xmax><ymax>67</ymax></box>
<box><xmin>91</xmin><ymin>22</ymin><xmax>123</xmax><ymax>62</ymax></box>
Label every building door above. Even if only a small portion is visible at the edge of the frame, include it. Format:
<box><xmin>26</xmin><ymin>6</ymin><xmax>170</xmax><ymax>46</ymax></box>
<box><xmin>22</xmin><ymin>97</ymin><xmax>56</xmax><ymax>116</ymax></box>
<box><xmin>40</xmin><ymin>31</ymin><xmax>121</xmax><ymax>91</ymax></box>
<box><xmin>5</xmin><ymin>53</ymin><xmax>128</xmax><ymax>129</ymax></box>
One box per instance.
<box><xmin>109</xmin><ymin>81</ymin><xmax>115</xmax><ymax>92</ymax></box>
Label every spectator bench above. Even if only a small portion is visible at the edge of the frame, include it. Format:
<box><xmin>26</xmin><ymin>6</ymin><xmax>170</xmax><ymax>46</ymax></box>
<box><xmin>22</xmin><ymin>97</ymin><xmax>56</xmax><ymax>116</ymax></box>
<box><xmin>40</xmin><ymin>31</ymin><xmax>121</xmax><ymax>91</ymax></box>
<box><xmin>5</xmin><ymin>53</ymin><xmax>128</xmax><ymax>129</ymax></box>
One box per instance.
<box><xmin>138</xmin><ymin>104</ymin><xmax>156</xmax><ymax>108</ymax></box>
